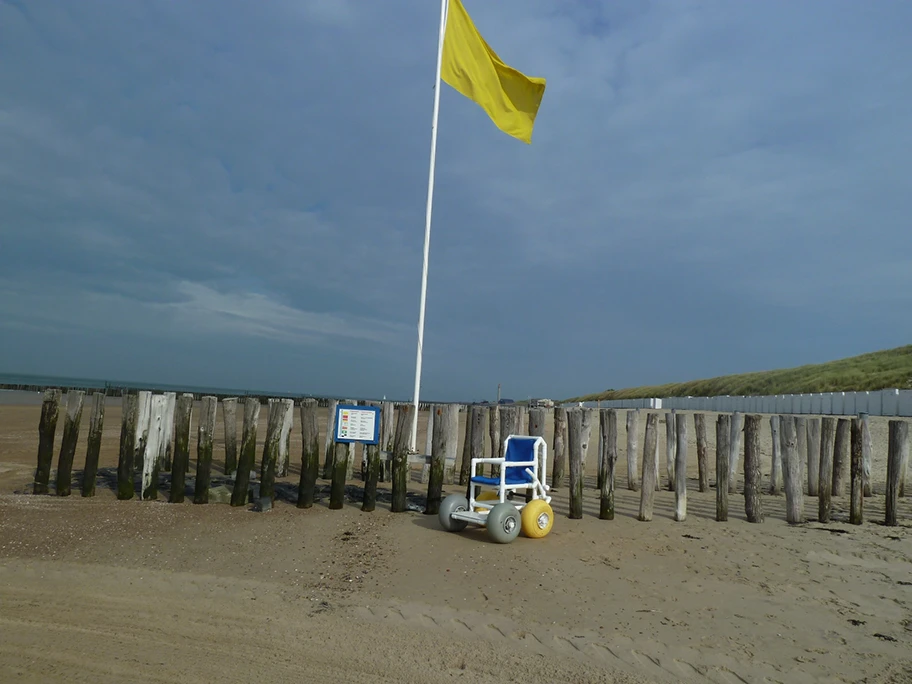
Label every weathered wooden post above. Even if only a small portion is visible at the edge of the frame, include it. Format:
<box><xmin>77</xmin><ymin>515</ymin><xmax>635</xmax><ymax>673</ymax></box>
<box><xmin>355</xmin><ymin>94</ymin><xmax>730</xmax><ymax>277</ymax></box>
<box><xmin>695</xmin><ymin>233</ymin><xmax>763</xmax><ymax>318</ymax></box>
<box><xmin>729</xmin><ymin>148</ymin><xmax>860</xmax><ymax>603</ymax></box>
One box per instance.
<box><xmin>818</xmin><ymin>417</ymin><xmax>836</xmax><ymax>522</ymax></box>
<box><xmin>116</xmin><ymin>393</ymin><xmax>138</xmax><ymax>500</ymax></box>
<box><xmin>637</xmin><ymin>413</ymin><xmax>660</xmax><ymax>521</ymax></box>
<box><xmin>626</xmin><ymin>408</ymin><xmax>640</xmax><ymax>491</ymax></box>
<box><xmin>860</xmin><ymin>413</ymin><xmax>873</xmax><ymax>497</ymax></box>
<box><xmin>390</xmin><ymin>404</ymin><xmax>412</xmax><ymax>513</ymax></box>
<box><xmin>728</xmin><ymin>411</ymin><xmax>742</xmax><ymax>493</ymax></box>
<box><xmin>168</xmin><ymin>393</ymin><xmax>194</xmax><ymax>503</ymax></box>
<box><xmin>795</xmin><ymin>417</ymin><xmax>808</xmax><ymax>495</ymax></box>
<box><xmin>462</xmin><ymin>406</ymin><xmax>483</xmax><ymax>485</ymax></box>
<box><xmin>527</xmin><ymin>407</ymin><xmax>546</xmax><ymax>502</ymax></box>
<box><xmin>551</xmin><ymin>407</ymin><xmax>566</xmax><ymax>489</ymax></box>
<box><xmin>902</xmin><ymin>424</ymin><xmax>910</xmax><ymax>498</ymax></box>
<box><xmin>567</xmin><ymin>409</ymin><xmax>584</xmax><ymax>519</ymax></box>
<box><xmin>580</xmin><ymin>408</ymin><xmax>593</xmax><ymax>475</ymax></box>
<box><xmin>141</xmin><ymin>394</ymin><xmax>167</xmax><ymax>500</ymax></box>
<box><xmin>56</xmin><ymin>391</ymin><xmax>86</xmax><ymax>496</ymax></box>
<box><xmin>426</xmin><ymin>405</ymin><xmax>451</xmax><ymax>515</ymax></box>
<box><xmin>600</xmin><ymin>409</ymin><xmax>618</xmax><ymax>520</ymax></box>
<box><xmin>743</xmin><ymin>414</ymin><xmax>763</xmax><ymax>523</ymax></box>
<box><xmin>674</xmin><ymin>412</ymin><xmax>688</xmax><ymax>522</ymax></box>
<box><xmin>806</xmin><ymin>418</ymin><xmax>821</xmax><ymax>496</ymax></box>
<box><xmin>133</xmin><ymin>390</ymin><xmax>152</xmax><ymax>469</ymax></box>
<box><xmin>222</xmin><ymin>397</ymin><xmax>238</xmax><ymax>475</ymax></box>
<box><xmin>885</xmin><ymin>420</ymin><xmax>908</xmax><ymax>526</ymax></box>
<box><xmin>832</xmin><ymin>418</ymin><xmax>849</xmax><ymax>496</ymax></box>
<box><xmin>296</xmin><ymin>399</ymin><xmax>321</xmax><ymax>509</ymax></box>
<box><xmin>488</xmin><ymin>405</ymin><xmax>500</xmax><ymax>477</ymax></box>
<box><xmin>34</xmin><ymin>388</ymin><xmax>62</xmax><ymax>495</ymax></box>
<box><xmin>231</xmin><ymin>397</ymin><xmax>260</xmax><ymax>507</ymax></box>
<box><xmin>420</xmin><ymin>408</ymin><xmax>434</xmax><ymax>485</ymax></box>
<box><xmin>780</xmin><ymin>416</ymin><xmax>804</xmax><ymax>524</ymax></box>
<box><xmin>850</xmin><ymin>418</ymin><xmax>864</xmax><ymax>525</ymax></box>
<box><xmin>459</xmin><ymin>406</ymin><xmax>473</xmax><ymax>486</ymax></box>
<box><xmin>380</xmin><ymin>401</ymin><xmax>395</xmax><ymax>482</ymax></box>
<box><xmin>277</xmin><ymin>398</ymin><xmax>294</xmax><ymax>478</ymax></box>
<box><xmin>81</xmin><ymin>392</ymin><xmax>106</xmax><ymax>497</ymax></box>
<box><xmin>496</xmin><ymin>405</ymin><xmax>517</xmax><ymax>477</ymax></box>
<box><xmin>361</xmin><ymin>402</ymin><xmax>381</xmax><ymax>512</ymax></box>
<box><xmin>322</xmin><ymin>399</ymin><xmax>338</xmax><ymax>479</ymax></box>
<box><xmin>259</xmin><ymin>399</ymin><xmax>285</xmax><ymax>502</ymax></box>
<box><xmin>192</xmin><ymin>396</ymin><xmax>217</xmax><ymax>504</ymax></box>
<box><xmin>694</xmin><ymin>413</ymin><xmax>709</xmax><ymax>492</ymax></box>
<box><xmin>329</xmin><ymin>440</ymin><xmax>349</xmax><ymax>510</ymax></box>
<box><xmin>161</xmin><ymin>392</ymin><xmax>176</xmax><ymax>471</ymax></box>
<box><xmin>769</xmin><ymin>415</ymin><xmax>781</xmax><ymax>495</ymax></box>
<box><xmin>665</xmin><ymin>410</ymin><xmax>676</xmax><ymax>491</ymax></box>
<box><xmin>716</xmin><ymin>414</ymin><xmax>731</xmax><ymax>522</ymax></box>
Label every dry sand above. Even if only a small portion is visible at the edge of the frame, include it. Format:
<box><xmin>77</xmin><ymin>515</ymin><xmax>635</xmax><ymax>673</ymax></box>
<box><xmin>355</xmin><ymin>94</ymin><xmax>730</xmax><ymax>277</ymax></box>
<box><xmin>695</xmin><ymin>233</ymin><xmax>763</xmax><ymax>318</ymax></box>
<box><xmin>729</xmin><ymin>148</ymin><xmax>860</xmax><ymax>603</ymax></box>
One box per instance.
<box><xmin>1</xmin><ymin>392</ymin><xmax>911</xmax><ymax>683</ymax></box>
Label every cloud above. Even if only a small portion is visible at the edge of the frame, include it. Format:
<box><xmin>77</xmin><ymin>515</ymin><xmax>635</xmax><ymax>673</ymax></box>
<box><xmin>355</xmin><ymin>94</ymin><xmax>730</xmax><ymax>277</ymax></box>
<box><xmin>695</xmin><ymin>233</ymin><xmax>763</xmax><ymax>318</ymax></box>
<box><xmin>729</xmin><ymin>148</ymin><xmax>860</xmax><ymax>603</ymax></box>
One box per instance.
<box><xmin>1</xmin><ymin>0</ymin><xmax>911</xmax><ymax>401</ymax></box>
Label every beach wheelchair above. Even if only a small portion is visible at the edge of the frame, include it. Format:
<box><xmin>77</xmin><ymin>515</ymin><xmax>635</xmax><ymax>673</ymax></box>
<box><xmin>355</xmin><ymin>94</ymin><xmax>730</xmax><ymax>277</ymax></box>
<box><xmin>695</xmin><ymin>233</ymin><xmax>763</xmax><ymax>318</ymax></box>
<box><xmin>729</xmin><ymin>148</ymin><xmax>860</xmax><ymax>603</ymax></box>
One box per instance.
<box><xmin>438</xmin><ymin>435</ymin><xmax>553</xmax><ymax>543</ymax></box>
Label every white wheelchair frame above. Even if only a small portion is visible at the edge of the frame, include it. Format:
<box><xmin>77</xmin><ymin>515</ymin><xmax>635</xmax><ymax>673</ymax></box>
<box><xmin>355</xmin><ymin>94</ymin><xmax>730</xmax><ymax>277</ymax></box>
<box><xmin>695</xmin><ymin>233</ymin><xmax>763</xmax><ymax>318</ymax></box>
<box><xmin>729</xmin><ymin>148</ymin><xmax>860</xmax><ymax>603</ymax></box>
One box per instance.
<box><xmin>450</xmin><ymin>434</ymin><xmax>551</xmax><ymax>527</ymax></box>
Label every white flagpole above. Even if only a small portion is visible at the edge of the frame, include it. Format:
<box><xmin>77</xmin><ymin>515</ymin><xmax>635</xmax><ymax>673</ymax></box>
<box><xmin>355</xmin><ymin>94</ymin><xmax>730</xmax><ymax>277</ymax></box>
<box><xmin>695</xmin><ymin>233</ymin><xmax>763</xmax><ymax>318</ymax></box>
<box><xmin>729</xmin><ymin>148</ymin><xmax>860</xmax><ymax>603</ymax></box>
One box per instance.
<box><xmin>409</xmin><ymin>0</ymin><xmax>449</xmax><ymax>452</ymax></box>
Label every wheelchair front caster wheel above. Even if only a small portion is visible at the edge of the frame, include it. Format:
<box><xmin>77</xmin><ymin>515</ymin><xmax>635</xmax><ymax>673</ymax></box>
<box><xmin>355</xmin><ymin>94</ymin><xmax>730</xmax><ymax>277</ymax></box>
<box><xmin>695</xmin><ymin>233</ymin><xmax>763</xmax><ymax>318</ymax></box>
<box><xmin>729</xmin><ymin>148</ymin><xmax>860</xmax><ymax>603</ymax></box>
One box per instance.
<box><xmin>486</xmin><ymin>502</ymin><xmax>521</xmax><ymax>544</ymax></box>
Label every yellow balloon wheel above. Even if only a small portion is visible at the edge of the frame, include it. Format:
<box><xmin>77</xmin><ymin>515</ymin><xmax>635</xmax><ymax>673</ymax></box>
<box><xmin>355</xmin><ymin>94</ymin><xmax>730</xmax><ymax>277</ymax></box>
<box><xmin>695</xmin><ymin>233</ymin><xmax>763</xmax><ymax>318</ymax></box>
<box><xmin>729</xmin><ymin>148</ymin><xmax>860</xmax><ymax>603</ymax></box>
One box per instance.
<box><xmin>521</xmin><ymin>500</ymin><xmax>554</xmax><ymax>538</ymax></box>
<box><xmin>474</xmin><ymin>491</ymin><xmax>499</xmax><ymax>512</ymax></box>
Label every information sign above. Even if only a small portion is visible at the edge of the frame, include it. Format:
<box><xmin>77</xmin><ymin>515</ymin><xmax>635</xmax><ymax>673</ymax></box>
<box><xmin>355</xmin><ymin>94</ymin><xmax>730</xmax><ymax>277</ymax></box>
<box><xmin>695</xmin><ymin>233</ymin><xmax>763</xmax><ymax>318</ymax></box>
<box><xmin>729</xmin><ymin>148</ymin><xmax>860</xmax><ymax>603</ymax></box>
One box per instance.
<box><xmin>334</xmin><ymin>404</ymin><xmax>380</xmax><ymax>445</ymax></box>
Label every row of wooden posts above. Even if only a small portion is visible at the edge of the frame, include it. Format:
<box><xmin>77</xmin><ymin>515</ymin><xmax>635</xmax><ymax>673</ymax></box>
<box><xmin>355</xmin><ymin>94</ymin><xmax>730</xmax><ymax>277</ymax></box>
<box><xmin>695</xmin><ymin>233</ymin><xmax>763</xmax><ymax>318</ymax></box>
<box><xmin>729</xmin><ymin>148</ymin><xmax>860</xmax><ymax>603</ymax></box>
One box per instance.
<box><xmin>31</xmin><ymin>389</ymin><xmax>910</xmax><ymax>526</ymax></box>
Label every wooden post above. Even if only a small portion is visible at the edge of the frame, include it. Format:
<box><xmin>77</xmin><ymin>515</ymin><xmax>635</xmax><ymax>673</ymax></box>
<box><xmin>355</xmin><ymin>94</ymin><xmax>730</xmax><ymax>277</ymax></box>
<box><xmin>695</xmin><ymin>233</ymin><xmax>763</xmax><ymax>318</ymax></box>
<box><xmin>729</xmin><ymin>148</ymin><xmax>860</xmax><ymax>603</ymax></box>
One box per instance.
<box><xmin>674</xmin><ymin>412</ymin><xmax>688</xmax><ymax>522</ymax></box>
<box><xmin>141</xmin><ymin>394</ymin><xmax>167</xmax><ymax>501</ymax></box>
<box><xmin>551</xmin><ymin>407</ymin><xmax>566</xmax><ymax>489</ymax></box>
<box><xmin>426</xmin><ymin>404</ymin><xmax>457</xmax><ymax>514</ymax></box>
<box><xmin>653</xmin><ymin>419</ymin><xmax>661</xmax><ymax>492</ymax></box>
<box><xmin>743</xmin><ymin>414</ymin><xmax>763</xmax><ymax>523</ymax></box>
<box><xmin>380</xmin><ymin>401</ymin><xmax>395</xmax><ymax>482</ymax></box>
<box><xmin>133</xmin><ymin>390</ymin><xmax>152</xmax><ymax>469</ymax></box>
<box><xmin>329</xmin><ymin>441</ymin><xmax>349</xmax><ymax>510</ymax></box>
<box><xmin>806</xmin><ymin>418</ymin><xmax>821</xmax><ymax>496</ymax></box>
<box><xmin>580</xmin><ymin>408</ymin><xmax>593</xmax><ymax>475</ymax></box>
<box><xmin>116</xmin><ymin>394</ymin><xmax>138</xmax><ymax>500</ymax></box>
<box><xmin>832</xmin><ymin>418</ymin><xmax>850</xmax><ymax>496</ymax></box>
<box><xmin>459</xmin><ymin>406</ymin><xmax>474</xmax><ymax>486</ymax></box>
<box><xmin>497</xmin><ymin>405</ymin><xmax>516</xmax><ymax>477</ymax></box>
<box><xmin>902</xmin><ymin>426</ymin><xmax>910</xmax><ymax>498</ymax></box>
<box><xmin>34</xmin><ymin>388</ymin><xmax>62</xmax><ymax>495</ymax></box>
<box><xmin>420</xmin><ymin>408</ymin><xmax>435</xmax><ymax>484</ymax></box>
<box><xmin>56</xmin><ymin>391</ymin><xmax>86</xmax><ymax>496</ymax></box>
<box><xmin>259</xmin><ymin>399</ymin><xmax>285</xmax><ymax>502</ymax></box>
<box><xmin>277</xmin><ymin>398</ymin><xmax>294</xmax><ymax>478</ymax></box>
<box><xmin>769</xmin><ymin>415</ymin><xmax>782</xmax><ymax>495</ymax></box>
<box><xmin>444</xmin><ymin>404</ymin><xmax>460</xmax><ymax>485</ymax></box>
<box><xmin>665</xmin><ymin>410</ymin><xmax>676</xmax><ymax>491</ymax></box>
<box><xmin>600</xmin><ymin>409</ymin><xmax>618</xmax><ymax>520</ymax></box>
<box><xmin>192</xmin><ymin>396</ymin><xmax>217</xmax><ymax>504</ymax></box>
<box><xmin>716</xmin><ymin>414</ymin><xmax>731</xmax><ymax>522</ymax></box>
<box><xmin>527</xmin><ymin>407</ymin><xmax>546</xmax><ymax>502</ymax></box>
<box><xmin>637</xmin><ymin>413</ymin><xmax>660</xmax><ymax>521</ymax></box>
<box><xmin>161</xmin><ymin>392</ymin><xmax>176</xmax><ymax>471</ymax></box>
<box><xmin>222</xmin><ymin>397</ymin><xmax>238</xmax><ymax>475</ymax></box>
<box><xmin>885</xmin><ymin>420</ymin><xmax>908</xmax><ymax>526</ymax></box>
<box><xmin>860</xmin><ymin>413</ymin><xmax>873</xmax><ymax>497</ymax></box>
<box><xmin>728</xmin><ymin>411</ymin><xmax>742</xmax><ymax>493</ymax></box>
<box><xmin>818</xmin><ymin>417</ymin><xmax>836</xmax><ymax>522</ymax></box>
<box><xmin>488</xmin><ymin>404</ymin><xmax>500</xmax><ymax>470</ymax></box>
<box><xmin>780</xmin><ymin>416</ymin><xmax>805</xmax><ymax>524</ymax></box>
<box><xmin>168</xmin><ymin>393</ymin><xmax>194</xmax><ymax>503</ymax></box>
<box><xmin>231</xmin><ymin>398</ymin><xmax>260</xmax><ymax>507</ymax></box>
<box><xmin>626</xmin><ymin>408</ymin><xmax>640</xmax><ymax>491</ymax></box>
<box><xmin>322</xmin><ymin>399</ymin><xmax>338</xmax><ymax>479</ymax></box>
<box><xmin>390</xmin><ymin>404</ymin><xmax>412</xmax><ymax>513</ymax></box>
<box><xmin>795</xmin><ymin>417</ymin><xmax>808</xmax><ymax>496</ymax></box>
<box><xmin>694</xmin><ymin>413</ymin><xmax>708</xmax><ymax>493</ymax></box>
<box><xmin>81</xmin><ymin>392</ymin><xmax>106</xmax><ymax>497</ymax></box>
<box><xmin>466</xmin><ymin>406</ymin><xmax>485</xmax><ymax>489</ymax></box>
<box><xmin>362</xmin><ymin>401</ymin><xmax>381</xmax><ymax>512</ymax></box>
<box><xmin>567</xmin><ymin>409</ymin><xmax>584</xmax><ymax>519</ymax></box>
<box><xmin>850</xmin><ymin>418</ymin><xmax>864</xmax><ymax>525</ymax></box>
<box><xmin>297</xmin><ymin>399</ymin><xmax>320</xmax><ymax>509</ymax></box>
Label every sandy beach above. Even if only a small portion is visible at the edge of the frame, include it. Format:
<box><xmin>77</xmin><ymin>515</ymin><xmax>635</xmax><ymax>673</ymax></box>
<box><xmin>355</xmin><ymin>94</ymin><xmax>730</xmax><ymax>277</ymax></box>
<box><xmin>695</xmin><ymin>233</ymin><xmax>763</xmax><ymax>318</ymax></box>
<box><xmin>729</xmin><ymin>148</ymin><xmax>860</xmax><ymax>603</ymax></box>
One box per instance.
<box><xmin>1</xmin><ymin>392</ymin><xmax>911</xmax><ymax>683</ymax></box>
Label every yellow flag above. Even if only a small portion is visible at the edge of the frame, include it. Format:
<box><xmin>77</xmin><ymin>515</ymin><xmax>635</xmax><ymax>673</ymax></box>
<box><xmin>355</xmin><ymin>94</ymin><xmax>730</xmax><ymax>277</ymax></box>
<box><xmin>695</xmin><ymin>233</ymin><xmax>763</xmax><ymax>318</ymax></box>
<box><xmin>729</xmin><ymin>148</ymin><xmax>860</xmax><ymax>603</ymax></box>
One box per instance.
<box><xmin>441</xmin><ymin>0</ymin><xmax>546</xmax><ymax>144</ymax></box>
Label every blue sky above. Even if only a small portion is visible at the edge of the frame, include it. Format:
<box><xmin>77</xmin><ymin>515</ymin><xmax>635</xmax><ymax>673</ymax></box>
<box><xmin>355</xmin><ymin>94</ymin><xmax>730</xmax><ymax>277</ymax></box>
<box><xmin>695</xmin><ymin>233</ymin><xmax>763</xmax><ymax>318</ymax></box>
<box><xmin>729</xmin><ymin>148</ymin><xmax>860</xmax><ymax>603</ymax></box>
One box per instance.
<box><xmin>1</xmin><ymin>0</ymin><xmax>911</xmax><ymax>403</ymax></box>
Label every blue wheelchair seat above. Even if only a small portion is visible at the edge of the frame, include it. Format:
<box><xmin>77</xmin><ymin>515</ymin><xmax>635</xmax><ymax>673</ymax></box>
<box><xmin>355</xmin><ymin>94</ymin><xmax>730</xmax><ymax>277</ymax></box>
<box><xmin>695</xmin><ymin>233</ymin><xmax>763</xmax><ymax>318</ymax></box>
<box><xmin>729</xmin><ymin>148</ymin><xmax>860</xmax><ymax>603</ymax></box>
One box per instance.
<box><xmin>470</xmin><ymin>436</ymin><xmax>537</xmax><ymax>486</ymax></box>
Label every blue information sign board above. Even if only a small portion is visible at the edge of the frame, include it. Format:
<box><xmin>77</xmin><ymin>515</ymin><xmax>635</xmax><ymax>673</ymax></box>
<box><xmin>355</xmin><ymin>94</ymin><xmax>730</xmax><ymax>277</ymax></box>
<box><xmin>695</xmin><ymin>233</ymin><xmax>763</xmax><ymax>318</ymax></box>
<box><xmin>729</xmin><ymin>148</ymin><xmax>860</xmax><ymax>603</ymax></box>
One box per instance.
<box><xmin>334</xmin><ymin>404</ymin><xmax>380</xmax><ymax>445</ymax></box>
